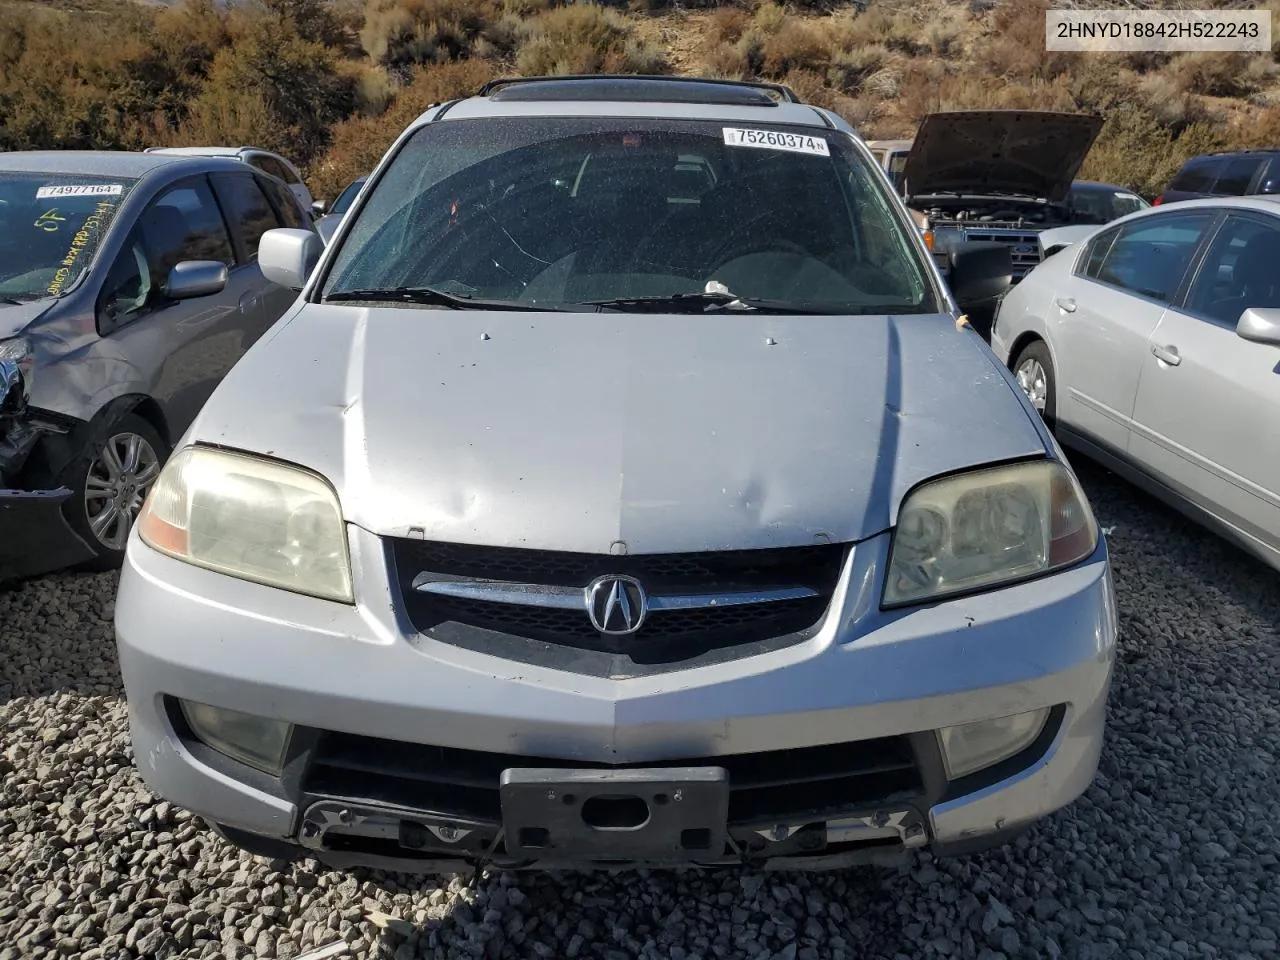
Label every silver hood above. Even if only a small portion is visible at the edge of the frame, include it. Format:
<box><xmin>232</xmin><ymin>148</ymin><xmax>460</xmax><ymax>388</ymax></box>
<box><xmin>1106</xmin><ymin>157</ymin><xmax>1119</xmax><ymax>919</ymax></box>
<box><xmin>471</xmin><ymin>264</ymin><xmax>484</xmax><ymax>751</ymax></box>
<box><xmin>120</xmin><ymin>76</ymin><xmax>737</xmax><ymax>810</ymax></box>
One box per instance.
<box><xmin>188</xmin><ymin>307</ymin><xmax>1050</xmax><ymax>554</ymax></box>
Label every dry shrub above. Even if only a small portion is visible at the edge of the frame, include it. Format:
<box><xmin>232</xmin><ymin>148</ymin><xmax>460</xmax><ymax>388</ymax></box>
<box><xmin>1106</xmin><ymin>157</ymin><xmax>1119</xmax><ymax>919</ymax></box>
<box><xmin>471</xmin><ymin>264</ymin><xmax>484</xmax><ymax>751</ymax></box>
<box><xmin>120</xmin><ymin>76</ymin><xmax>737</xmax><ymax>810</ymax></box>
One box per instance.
<box><xmin>352</xmin><ymin>64</ymin><xmax>396</xmax><ymax>115</ymax></box>
<box><xmin>1081</xmin><ymin>108</ymin><xmax>1227</xmax><ymax>197</ymax></box>
<box><xmin>1138</xmin><ymin>73</ymin><xmax>1211</xmax><ymax>135</ymax></box>
<box><xmin>759</xmin><ymin>19</ymin><xmax>829</xmax><ymax>77</ymax></box>
<box><xmin>360</xmin><ymin>0</ymin><xmax>497</xmax><ymax>70</ymax></box>
<box><xmin>1167</xmin><ymin>52</ymin><xmax>1265</xmax><ymax>98</ymax></box>
<box><xmin>500</xmin><ymin>0</ymin><xmax>563</xmax><ymax>14</ymax></box>
<box><xmin>781</xmin><ymin>68</ymin><xmax>839</xmax><ymax>110</ymax></box>
<box><xmin>835</xmin><ymin>5</ymin><xmax>920</xmax><ymax>56</ymax></box>
<box><xmin>694</xmin><ymin>7</ymin><xmax>754</xmax><ymax>77</ymax></box>
<box><xmin>752</xmin><ymin>2</ymin><xmax>788</xmax><ymax>37</ymax></box>
<box><xmin>312</xmin><ymin>58</ymin><xmax>494</xmax><ymax>200</ymax></box>
<box><xmin>704</xmin><ymin>6</ymin><xmax>750</xmax><ymax>47</ymax></box>
<box><xmin>826</xmin><ymin>44</ymin><xmax>887</xmax><ymax>95</ymax></box>
<box><xmin>977</xmin><ymin>0</ymin><xmax>1072</xmax><ymax>81</ymax></box>
<box><xmin>1234</xmin><ymin>105</ymin><xmax>1280</xmax><ymax>150</ymax></box>
<box><xmin>898</xmin><ymin>61</ymin><xmax>1079</xmax><ymax>124</ymax></box>
<box><xmin>515</xmin><ymin>3</ymin><xmax>668</xmax><ymax>76</ymax></box>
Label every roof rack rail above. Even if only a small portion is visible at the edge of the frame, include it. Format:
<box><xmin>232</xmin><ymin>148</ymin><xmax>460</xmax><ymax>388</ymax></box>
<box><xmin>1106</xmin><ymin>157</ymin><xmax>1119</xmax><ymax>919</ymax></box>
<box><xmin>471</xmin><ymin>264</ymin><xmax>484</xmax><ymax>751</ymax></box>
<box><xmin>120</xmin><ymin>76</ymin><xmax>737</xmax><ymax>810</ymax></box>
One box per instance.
<box><xmin>476</xmin><ymin>74</ymin><xmax>802</xmax><ymax>104</ymax></box>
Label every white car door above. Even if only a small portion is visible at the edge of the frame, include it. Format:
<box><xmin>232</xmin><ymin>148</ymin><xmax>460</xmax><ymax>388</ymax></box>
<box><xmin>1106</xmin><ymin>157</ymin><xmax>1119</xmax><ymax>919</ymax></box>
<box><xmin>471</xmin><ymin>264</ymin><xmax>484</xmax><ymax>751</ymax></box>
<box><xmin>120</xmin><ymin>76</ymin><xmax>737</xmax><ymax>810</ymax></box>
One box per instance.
<box><xmin>1051</xmin><ymin>209</ymin><xmax>1217</xmax><ymax>452</ymax></box>
<box><xmin>1129</xmin><ymin>211</ymin><xmax>1280</xmax><ymax>557</ymax></box>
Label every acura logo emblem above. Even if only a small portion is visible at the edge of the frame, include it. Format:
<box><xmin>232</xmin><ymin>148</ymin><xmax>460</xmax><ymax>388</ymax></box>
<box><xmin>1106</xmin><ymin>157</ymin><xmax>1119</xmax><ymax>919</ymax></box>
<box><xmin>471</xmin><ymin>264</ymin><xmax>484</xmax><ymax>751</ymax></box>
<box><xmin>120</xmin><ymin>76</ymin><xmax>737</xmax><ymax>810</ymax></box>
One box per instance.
<box><xmin>586</xmin><ymin>575</ymin><xmax>648</xmax><ymax>635</ymax></box>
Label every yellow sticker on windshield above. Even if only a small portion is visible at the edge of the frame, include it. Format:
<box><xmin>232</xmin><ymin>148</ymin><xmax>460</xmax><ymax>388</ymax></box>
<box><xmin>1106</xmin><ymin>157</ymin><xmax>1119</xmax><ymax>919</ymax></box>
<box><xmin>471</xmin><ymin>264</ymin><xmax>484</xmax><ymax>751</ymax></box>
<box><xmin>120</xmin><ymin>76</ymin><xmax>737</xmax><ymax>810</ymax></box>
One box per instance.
<box><xmin>722</xmin><ymin>127</ymin><xmax>830</xmax><ymax>157</ymax></box>
<box><xmin>34</xmin><ymin>208</ymin><xmax>67</xmax><ymax>232</ymax></box>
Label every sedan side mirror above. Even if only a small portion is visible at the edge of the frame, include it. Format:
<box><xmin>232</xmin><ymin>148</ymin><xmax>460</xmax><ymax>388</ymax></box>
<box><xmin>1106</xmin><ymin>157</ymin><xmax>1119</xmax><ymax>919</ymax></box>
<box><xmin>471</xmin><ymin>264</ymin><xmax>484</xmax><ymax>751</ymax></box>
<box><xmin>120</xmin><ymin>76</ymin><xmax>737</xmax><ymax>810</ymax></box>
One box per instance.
<box><xmin>259</xmin><ymin>228</ymin><xmax>323</xmax><ymax>291</ymax></box>
<box><xmin>164</xmin><ymin>260</ymin><xmax>228</xmax><ymax>300</ymax></box>
<box><xmin>948</xmin><ymin>241</ymin><xmax>1013</xmax><ymax>315</ymax></box>
<box><xmin>316</xmin><ymin>216</ymin><xmax>340</xmax><ymax>246</ymax></box>
<box><xmin>311</xmin><ymin>199</ymin><xmax>327</xmax><ymax>217</ymax></box>
<box><xmin>1237</xmin><ymin>307</ymin><xmax>1280</xmax><ymax>346</ymax></box>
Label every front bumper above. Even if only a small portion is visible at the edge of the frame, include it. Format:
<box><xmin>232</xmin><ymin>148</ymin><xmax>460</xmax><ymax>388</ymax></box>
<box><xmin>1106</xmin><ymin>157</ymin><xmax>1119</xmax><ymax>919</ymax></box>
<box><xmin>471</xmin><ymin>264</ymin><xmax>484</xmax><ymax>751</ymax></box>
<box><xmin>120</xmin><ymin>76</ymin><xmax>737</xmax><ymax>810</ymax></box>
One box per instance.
<box><xmin>0</xmin><ymin>487</ymin><xmax>96</xmax><ymax>582</ymax></box>
<box><xmin>115</xmin><ymin>523</ymin><xmax>1118</xmax><ymax>873</ymax></box>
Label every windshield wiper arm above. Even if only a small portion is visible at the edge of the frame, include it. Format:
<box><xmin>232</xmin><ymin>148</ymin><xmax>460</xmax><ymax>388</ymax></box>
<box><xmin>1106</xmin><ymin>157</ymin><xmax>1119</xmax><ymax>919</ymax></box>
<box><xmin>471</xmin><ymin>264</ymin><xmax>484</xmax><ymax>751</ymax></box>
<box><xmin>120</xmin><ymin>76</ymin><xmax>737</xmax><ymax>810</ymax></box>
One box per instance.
<box><xmin>323</xmin><ymin>286</ymin><xmax>556</xmax><ymax>311</ymax></box>
<box><xmin>581</xmin><ymin>291</ymin><xmax>834</xmax><ymax>314</ymax></box>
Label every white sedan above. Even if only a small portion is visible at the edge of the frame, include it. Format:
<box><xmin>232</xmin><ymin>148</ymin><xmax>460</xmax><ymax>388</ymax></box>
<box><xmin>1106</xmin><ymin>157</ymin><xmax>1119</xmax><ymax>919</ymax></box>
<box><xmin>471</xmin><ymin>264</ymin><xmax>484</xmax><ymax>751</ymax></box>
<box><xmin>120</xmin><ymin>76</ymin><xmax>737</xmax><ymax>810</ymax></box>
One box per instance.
<box><xmin>991</xmin><ymin>196</ymin><xmax>1280</xmax><ymax>573</ymax></box>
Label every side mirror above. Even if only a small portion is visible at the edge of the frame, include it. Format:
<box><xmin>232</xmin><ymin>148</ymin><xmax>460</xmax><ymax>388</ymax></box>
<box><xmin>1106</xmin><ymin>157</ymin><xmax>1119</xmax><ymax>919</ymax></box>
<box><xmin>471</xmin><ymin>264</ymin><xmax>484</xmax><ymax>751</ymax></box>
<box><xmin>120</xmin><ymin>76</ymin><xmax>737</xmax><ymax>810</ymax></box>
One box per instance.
<box><xmin>311</xmin><ymin>199</ymin><xmax>327</xmax><ymax>217</ymax></box>
<box><xmin>259</xmin><ymin>228</ymin><xmax>323</xmax><ymax>291</ymax></box>
<box><xmin>316</xmin><ymin>216</ymin><xmax>340</xmax><ymax>247</ymax></box>
<box><xmin>1257</xmin><ymin>179</ymin><xmax>1280</xmax><ymax>196</ymax></box>
<box><xmin>947</xmin><ymin>241</ymin><xmax>1013</xmax><ymax>315</ymax></box>
<box><xmin>1237</xmin><ymin>307</ymin><xmax>1280</xmax><ymax>346</ymax></box>
<box><xmin>163</xmin><ymin>260</ymin><xmax>228</xmax><ymax>300</ymax></box>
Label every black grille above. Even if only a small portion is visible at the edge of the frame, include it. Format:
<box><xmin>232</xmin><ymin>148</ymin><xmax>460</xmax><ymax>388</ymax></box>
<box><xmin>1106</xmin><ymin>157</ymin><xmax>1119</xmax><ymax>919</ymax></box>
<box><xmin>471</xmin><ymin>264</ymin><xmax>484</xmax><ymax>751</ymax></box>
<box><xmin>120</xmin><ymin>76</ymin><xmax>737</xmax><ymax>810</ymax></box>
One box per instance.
<box><xmin>387</xmin><ymin>540</ymin><xmax>850</xmax><ymax>675</ymax></box>
<box><xmin>302</xmin><ymin>731</ymin><xmax>924</xmax><ymax>826</ymax></box>
<box><xmin>393</xmin><ymin>540</ymin><xmax>847</xmax><ymax>590</ymax></box>
<box><xmin>962</xmin><ymin>229</ymin><xmax>1043</xmax><ymax>278</ymax></box>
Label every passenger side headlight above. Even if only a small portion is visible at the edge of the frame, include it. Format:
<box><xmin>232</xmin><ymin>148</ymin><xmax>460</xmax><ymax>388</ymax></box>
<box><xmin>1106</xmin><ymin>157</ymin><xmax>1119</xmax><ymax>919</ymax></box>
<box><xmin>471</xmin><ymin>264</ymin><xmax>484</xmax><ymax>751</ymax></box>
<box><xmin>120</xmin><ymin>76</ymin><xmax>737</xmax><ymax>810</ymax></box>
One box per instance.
<box><xmin>884</xmin><ymin>460</ymin><xmax>1098</xmax><ymax>607</ymax></box>
<box><xmin>137</xmin><ymin>446</ymin><xmax>353</xmax><ymax>603</ymax></box>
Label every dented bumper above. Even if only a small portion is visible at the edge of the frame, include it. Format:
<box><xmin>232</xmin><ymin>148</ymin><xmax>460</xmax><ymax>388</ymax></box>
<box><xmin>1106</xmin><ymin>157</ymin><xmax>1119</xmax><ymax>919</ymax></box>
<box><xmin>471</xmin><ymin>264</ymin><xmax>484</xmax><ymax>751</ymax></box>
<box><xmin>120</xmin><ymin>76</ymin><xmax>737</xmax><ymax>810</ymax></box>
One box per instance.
<box><xmin>0</xmin><ymin>486</ymin><xmax>96</xmax><ymax>582</ymax></box>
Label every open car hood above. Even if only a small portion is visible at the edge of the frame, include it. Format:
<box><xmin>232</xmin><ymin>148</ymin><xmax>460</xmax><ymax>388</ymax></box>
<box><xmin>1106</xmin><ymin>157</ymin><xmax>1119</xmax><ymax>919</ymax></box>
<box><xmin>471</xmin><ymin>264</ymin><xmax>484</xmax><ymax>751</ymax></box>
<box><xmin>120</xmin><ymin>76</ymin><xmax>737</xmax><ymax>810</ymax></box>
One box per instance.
<box><xmin>903</xmin><ymin>110</ymin><xmax>1104</xmax><ymax>203</ymax></box>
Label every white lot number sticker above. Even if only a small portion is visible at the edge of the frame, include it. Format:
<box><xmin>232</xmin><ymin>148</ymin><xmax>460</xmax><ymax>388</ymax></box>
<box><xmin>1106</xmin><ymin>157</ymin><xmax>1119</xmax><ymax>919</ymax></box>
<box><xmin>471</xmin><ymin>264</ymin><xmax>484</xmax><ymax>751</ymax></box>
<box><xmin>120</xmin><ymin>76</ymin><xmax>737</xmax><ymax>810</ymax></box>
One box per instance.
<box><xmin>35</xmin><ymin>183</ymin><xmax>125</xmax><ymax>199</ymax></box>
<box><xmin>722</xmin><ymin>127</ymin><xmax>830</xmax><ymax>157</ymax></box>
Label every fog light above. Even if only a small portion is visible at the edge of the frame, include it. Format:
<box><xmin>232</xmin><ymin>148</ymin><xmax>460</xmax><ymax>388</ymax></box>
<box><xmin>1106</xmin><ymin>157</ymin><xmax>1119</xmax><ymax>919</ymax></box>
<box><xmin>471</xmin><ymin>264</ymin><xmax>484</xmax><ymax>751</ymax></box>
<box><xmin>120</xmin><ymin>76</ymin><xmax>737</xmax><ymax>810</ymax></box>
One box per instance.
<box><xmin>179</xmin><ymin>699</ymin><xmax>293</xmax><ymax>775</ymax></box>
<box><xmin>937</xmin><ymin>708</ymin><xmax>1050</xmax><ymax>780</ymax></box>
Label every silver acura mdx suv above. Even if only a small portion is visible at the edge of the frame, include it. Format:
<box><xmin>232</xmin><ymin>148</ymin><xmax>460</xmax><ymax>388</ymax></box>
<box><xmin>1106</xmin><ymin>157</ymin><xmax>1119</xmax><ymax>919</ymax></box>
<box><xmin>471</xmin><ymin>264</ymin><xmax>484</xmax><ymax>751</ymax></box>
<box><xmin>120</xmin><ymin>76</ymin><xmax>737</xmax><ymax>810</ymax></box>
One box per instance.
<box><xmin>114</xmin><ymin>76</ymin><xmax>1117</xmax><ymax>875</ymax></box>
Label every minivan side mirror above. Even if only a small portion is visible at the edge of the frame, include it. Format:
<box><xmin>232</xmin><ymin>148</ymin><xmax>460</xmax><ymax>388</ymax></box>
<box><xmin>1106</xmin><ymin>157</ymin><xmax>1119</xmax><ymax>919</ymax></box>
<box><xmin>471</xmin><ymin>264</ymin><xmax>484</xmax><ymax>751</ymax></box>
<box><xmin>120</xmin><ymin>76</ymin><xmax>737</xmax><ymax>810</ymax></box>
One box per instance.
<box><xmin>947</xmin><ymin>241</ymin><xmax>1013</xmax><ymax>315</ymax></box>
<box><xmin>164</xmin><ymin>260</ymin><xmax>228</xmax><ymax>300</ymax></box>
<box><xmin>1256</xmin><ymin>179</ymin><xmax>1280</xmax><ymax>196</ymax></box>
<box><xmin>259</xmin><ymin>228</ymin><xmax>323</xmax><ymax>291</ymax></box>
<box><xmin>311</xmin><ymin>199</ymin><xmax>327</xmax><ymax>217</ymax></box>
<box><xmin>1237</xmin><ymin>307</ymin><xmax>1280</xmax><ymax>346</ymax></box>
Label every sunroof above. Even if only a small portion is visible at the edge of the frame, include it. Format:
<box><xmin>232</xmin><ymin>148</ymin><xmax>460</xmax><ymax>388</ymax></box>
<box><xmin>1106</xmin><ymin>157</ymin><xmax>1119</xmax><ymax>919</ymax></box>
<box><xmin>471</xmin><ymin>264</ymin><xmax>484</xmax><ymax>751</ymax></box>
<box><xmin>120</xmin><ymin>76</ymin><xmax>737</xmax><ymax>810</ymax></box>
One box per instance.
<box><xmin>484</xmin><ymin>75</ymin><xmax>794</xmax><ymax>107</ymax></box>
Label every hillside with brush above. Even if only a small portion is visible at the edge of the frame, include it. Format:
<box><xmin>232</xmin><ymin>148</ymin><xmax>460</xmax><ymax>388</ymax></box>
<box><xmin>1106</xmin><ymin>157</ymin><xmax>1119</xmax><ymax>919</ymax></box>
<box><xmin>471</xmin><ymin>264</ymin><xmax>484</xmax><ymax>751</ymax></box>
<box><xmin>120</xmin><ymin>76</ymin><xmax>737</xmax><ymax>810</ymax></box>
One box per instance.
<box><xmin>2</xmin><ymin>0</ymin><xmax>1279</xmax><ymax>202</ymax></box>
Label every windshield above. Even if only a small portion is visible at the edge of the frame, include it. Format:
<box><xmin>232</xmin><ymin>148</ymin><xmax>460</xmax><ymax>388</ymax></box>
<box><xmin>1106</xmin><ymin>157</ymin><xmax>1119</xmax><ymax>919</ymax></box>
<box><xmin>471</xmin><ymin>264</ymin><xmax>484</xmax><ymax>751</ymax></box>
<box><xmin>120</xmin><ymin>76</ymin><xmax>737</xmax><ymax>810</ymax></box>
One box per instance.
<box><xmin>1067</xmin><ymin>185</ymin><xmax>1150</xmax><ymax>225</ymax></box>
<box><xmin>886</xmin><ymin>151</ymin><xmax>908</xmax><ymax>192</ymax></box>
<box><xmin>331</xmin><ymin>178</ymin><xmax>366</xmax><ymax>217</ymax></box>
<box><xmin>321</xmin><ymin>117</ymin><xmax>938</xmax><ymax>315</ymax></box>
<box><xmin>0</xmin><ymin>173</ymin><xmax>137</xmax><ymax>301</ymax></box>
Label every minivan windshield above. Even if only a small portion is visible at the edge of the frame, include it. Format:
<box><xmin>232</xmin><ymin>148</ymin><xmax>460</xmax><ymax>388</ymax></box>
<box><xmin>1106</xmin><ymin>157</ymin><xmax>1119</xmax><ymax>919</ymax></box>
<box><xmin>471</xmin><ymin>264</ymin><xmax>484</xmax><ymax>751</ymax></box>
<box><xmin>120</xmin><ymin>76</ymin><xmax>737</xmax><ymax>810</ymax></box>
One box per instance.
<box><xmin>321</xmin><ymin>117</ymin><xmax>939</xmax><ymax>315</ymax></box>
<box><xmin>0</xmin><ymin>173</ymin><xmax>137</xmax><ymax>301</ymax></box>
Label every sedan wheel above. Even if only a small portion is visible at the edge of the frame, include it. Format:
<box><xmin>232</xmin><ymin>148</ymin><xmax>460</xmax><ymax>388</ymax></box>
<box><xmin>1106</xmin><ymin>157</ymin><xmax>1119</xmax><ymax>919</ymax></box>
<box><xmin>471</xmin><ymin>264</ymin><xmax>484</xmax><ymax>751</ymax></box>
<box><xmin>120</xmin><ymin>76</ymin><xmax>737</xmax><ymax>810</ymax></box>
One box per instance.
<box><xmin>1010</xmin><ymin>340</ymin><xmax>1057</xmax><ymax>427</ymax></box>
<box><xmin>1016</xmin><ymin>357</ymin><xmax>1049</xmax><ymax>413</ymax></box>
<box><xmin>83</xmin><ymin>430</ymin><xmax>162</xmax><ymax>551</ymax></box>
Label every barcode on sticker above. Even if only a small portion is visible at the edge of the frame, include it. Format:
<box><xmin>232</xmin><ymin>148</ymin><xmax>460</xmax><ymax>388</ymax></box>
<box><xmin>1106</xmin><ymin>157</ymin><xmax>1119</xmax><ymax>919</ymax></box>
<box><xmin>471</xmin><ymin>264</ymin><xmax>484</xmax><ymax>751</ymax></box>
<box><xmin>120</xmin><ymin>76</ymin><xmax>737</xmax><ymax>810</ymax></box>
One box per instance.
<box><xmin>723</xmin><ymin>128</ymin><xmax>830</xmax><ymax>157</ymax></box>
<box><xmin>35</xmin><ymin>184</ymin><xmax>124</xmax><ymax>199</ymax></box>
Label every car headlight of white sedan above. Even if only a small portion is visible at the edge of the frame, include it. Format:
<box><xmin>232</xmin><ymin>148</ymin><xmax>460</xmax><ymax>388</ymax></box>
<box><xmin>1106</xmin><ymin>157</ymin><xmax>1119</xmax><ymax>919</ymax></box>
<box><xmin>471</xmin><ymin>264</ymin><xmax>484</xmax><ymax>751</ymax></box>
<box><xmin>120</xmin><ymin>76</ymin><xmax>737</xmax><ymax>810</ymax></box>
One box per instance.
<box><xmin>884</xmin><ymin>459</ymin><xmax>1098</xmax><ymax>607</ymax></box>
<box><xmin>137</xmin><ymin>445</ymin><xmax>353</xmax><ymax>603</ymax></box>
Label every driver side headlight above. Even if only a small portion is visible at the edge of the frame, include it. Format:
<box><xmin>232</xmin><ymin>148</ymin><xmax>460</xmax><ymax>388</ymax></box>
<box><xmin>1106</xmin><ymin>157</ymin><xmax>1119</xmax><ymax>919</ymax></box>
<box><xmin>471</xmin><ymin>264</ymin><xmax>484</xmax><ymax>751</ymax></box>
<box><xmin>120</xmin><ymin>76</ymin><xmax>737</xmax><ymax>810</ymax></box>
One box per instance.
<box><xmin>137</xmin><ymin>446</ymin><xmax>353</xmax><ymax>603</ymax></box>
<box><xmin>883</xmin><ymin>459</ymin><xmax>1098</xmax><ymax>607</ymax></box>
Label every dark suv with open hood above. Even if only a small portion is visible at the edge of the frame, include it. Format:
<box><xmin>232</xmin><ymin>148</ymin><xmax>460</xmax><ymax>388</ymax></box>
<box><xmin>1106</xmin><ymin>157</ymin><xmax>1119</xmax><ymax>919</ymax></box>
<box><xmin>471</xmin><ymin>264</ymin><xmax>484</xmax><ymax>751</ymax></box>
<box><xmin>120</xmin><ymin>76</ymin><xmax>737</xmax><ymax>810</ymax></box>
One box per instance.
<box><xmin>901</xmin><ymin>110</ymin><xmax>1104</xmax><ymax>285</ymax></box>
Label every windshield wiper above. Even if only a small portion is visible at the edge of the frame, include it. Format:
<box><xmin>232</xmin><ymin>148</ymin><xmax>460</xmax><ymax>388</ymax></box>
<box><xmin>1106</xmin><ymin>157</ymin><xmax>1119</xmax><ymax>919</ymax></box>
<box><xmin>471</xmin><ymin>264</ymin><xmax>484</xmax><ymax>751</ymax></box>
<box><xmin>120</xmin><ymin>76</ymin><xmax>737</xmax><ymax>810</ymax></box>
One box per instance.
<box><xmin>323</xmin><ymin>286</ymin><xmax>557</xmax><ymax>312</ymax></box>
<box><xmin>580</xmin><ymin>291</ymin><xmax>838</xmax><ymax>314</ymax></box>
<box><xmin>0</xmin><ymin>295</ymin><xmax>33</xmax><ymax>305</ymax></box>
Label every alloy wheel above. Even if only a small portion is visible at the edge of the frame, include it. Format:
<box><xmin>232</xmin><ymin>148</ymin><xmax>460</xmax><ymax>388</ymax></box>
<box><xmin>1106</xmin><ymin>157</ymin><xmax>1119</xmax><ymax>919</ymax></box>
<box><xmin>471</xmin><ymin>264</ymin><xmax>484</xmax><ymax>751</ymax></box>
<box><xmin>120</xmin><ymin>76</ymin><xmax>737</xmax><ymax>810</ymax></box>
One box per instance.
<box><xmin>1015</xmin><ymin>357</ymin><xmax>1049</xmax><ymax>413</ymax></box>
<box><xmin>83</xmin><ymin>431</ymin><xmax>161</xmax><ymax>551</ymax></box>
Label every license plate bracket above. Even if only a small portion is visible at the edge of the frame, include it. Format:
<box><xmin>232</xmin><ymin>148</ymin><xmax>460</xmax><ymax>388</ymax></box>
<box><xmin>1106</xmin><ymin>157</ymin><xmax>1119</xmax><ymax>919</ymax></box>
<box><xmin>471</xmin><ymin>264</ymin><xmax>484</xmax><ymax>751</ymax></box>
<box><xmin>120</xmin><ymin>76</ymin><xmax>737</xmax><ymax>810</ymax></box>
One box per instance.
<box><xmin>499</xmin><ymin>766</ymin><xmax>729</xmax><ymax>861</ymax></box>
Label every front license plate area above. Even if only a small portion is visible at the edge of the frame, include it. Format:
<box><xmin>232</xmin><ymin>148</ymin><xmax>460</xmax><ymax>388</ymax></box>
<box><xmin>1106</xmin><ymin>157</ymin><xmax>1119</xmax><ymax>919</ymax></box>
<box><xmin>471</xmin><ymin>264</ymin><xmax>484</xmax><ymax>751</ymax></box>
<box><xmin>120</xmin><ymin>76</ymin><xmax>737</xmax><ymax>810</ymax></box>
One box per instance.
<box><xmin>500</xmin><ymin>766</ymin><xmax>729</xmax><ymax>861</ymax></box>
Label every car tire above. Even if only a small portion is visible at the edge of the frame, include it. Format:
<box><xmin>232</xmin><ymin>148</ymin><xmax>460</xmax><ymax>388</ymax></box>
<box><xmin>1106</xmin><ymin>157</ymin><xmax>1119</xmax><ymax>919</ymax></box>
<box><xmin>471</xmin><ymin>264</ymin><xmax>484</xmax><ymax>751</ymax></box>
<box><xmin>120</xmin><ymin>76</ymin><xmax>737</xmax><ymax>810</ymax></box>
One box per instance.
<box><xmin>58</xmin><ymin>412</ymin><xmax>170</xmax><ymax>572</ymax></box>
<box><xmin>1011</xmin><ymin>340</ymin><xmax>1056</xmax><ymax>427</ymax></box>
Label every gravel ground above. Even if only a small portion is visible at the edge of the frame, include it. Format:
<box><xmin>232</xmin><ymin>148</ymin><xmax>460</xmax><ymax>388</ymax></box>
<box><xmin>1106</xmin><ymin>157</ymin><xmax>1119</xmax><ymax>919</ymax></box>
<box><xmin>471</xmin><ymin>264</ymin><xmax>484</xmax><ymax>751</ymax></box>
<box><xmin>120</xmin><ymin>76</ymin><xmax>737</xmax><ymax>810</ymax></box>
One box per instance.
<box><xmin>2</xmin><ymin>459</ymin><xmax>1278</xmax><ymax>960</ymax></box>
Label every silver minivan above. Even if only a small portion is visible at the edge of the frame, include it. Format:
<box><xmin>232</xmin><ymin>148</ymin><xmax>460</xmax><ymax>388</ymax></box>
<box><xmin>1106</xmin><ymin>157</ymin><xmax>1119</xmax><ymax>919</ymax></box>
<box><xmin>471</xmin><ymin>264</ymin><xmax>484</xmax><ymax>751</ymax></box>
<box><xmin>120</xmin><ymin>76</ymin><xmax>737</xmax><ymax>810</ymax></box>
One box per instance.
<box><xmin>114</xmin><ymin>76</ymin><xmax>1117</xmax><ymax>875</ymax></box>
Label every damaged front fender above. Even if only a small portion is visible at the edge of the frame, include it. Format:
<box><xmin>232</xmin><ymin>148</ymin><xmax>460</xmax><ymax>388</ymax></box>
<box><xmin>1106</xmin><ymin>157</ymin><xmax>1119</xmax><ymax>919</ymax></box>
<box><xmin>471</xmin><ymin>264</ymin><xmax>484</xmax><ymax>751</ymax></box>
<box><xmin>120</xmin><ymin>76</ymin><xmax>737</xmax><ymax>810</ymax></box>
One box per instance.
<box><xmin>1</xmin><ymin>350</ymin><xmax>98</xmax><ymax>582</ymax></box>
<box><xmin>0</xmin><ymin>486</ymin><xmax>97</xmax><ymax>582</ymax></box>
